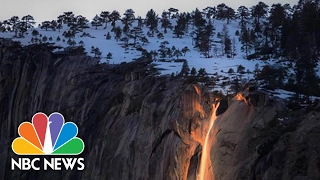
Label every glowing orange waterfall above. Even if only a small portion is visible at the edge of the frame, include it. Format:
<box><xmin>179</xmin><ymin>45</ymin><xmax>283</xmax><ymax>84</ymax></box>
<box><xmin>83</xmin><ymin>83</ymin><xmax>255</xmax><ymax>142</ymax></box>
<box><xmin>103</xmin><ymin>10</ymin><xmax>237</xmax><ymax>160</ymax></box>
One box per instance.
<box><xmin>198</xmin><ymin>102</ymin><xmax>220</xmax><ymax>180</ymax></box>
<box><xmin>234</xmin><ymin>93</ymin><xmax>247</xmax><ymax>104</ymax></box>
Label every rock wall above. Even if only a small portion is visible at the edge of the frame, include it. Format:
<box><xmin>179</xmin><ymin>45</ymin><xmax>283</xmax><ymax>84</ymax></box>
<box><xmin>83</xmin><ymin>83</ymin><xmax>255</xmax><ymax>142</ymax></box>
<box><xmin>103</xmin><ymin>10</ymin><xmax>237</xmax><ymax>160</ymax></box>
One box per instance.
<box><xmin>0</xmin><ymin>41</ymin><xmax>213</xmax><ymax>180</ymax></box>
<box><xmin>206</xmin><ymin>97</ymin><xmax>320</xmax><ymax>179</ymax></box>
<box><xmin>0</xmin><ymin>40</ymin><xmax>320</xmax><ymax>180</ymax></box>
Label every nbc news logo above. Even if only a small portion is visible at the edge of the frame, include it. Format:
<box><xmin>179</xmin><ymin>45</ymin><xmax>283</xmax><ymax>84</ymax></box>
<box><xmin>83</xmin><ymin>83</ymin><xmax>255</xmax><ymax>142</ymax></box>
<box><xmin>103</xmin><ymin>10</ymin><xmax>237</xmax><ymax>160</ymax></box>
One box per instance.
<box><xmin>11</xmin><ymin>112</ymin><xmax>85</xmax><ymax>170</ymax></box>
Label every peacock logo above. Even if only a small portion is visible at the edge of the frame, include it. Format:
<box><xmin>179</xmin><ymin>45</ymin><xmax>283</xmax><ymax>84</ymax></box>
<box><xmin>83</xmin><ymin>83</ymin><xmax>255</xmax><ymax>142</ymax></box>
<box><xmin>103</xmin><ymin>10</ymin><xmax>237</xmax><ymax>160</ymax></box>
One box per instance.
<box><xmin>12</xmin><ymin>112</ymin><xmax>84</xmax><ymax>155</ymax></box>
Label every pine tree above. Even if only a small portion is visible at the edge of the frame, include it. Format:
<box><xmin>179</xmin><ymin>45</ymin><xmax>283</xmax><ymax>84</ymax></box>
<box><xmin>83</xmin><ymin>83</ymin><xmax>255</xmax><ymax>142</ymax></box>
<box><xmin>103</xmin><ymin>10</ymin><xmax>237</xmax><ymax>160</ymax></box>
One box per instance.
<box><xmin>91</xmin><ymin>15</ymin><xmax>103</xmax><ymax>30</ymax></box>
<box><xmin>191</xmin><ymin>67</ymin><xmax>197</xmax><ymax>76</ymax></box>
<box><xmin>225</xmin><ymin>7</ymin><xmax>236</xmax><ymax>24</ymax></box>
<box><xmin>121</xmin><ymin>37</ymin><xmax>129</xmax><ymax>47</ymax></box>
<box><xmin>79</xmin><ymin>40</ymin><xmax>84</xmax><ymax>46</ymax></box>
<box><xmin>220</xmin><ymin>24</ymin><xmax>231</xmax><ymax>56</ymax></box>
<box><xmin>249</xmin><ymin>29</ymin><xmax>258</xmax><ymax>54</ymax></box>
<box><xmin>91</xmin><ymin>47</ymin><xmax>102</xmax><ymax>58</ymax></box>
<box><xmin>166</xmin><ymin>48</ymin><xmax>172</xmax><ymax>58</ymax></box>
<box><xmin>180</xmin><ymin>61</ymin><xmax>190</xmax><ymax>76</ymax></box>
<box><xmin>145</xmin><ymin>9</ymin><xmax>158</xmax><ymax>35</ymax></box>
<box><xmin>224</xmin><ymin>37</ymin><xmax>232</xmax><ymax>56</ymax></box>
<box><xmin>57</xmin><ymin>15</ymin><xmax>64</xmax><ymax>32</ymax></box>
<box><xmin>67</xmin><ymin>38</ymin><xmax>76</xmax><ymax>47</ymax></box>
<box><xmin>239</xmin><ymin>27</ymin><xmax>253</xmax><ymax>57</ymax></box>
<box><xmin>122</xmin><ymin>9</ymin><xmax>135</xmax><ymax>34</ymax></box>
<box><xmin>281</xmin><ymin>0</ymin><xmax>320</xmax><ymax>96</ymax></box>
<box><xmin>262</xmin><ymin>21</ymin><xmax>271</xmax><ymax>52</ymax></box>
<box><xmin>173</xmin><ymin>49</ymin><xmax>183</xmax><ymax>59</ymax></box>
<box><xmin>268</xmin><ymin>3</ymin><xmax>289</xmax><ymax>57</ymax></box>
<box><xmin>193</xmin><ymin>8</ymin><xmax>206</xmax><ymax>28</ymax></box>
<box><xmin>16</xmin><ymin>21</ymin><xmax>27</xmax><ymax>38</ymax></box>
<box><xmin>0</xmin><ymin>21</ymin><xmax>5</xmax><ymax>32</ymax></box>
<box><xmin>203</xmin><ymin>6</ymin><xmax>216</xmax><ymax>22</ymax></box>
<box><xmin>174</xmin><ymin>14</ymin><xmax>187</xmax><ymax>38</ymax></box>
<box><xmin>32</xmin><ymin>29</ymin><xmax>39</xmax><ymax>38</ymax></box>
<box><xmin>50</xmin><ymin>20</ymin><xmax>57</xmax><ymax>31</ymax></box>
<box><xmin>237</xmin><ymin>65</ymin><xmax>245</xmax><ymax>74</ymax></box>
<box><xmin>123</xmin><ymin>24</ymin><xmax>130</xmax><ymax>35</ymax></box>
<box><xmin>63</xmin><ymin>29</ymin><xmax>76</xmax><ymax>39</ymax></box>
<box><xmin>137</xmin><ymin>16</ymin><xmax>143</xmax><ymax>28</ymax></box>
<box><xmin>171</xmin><ymin>45</ymin><xmax>176</xmax><ymax>52</ymax></box>
<box><xmin>216</xmin><ymin>3</ymin><xmax>227</xmax><ymax>20</ymax></box>
<box><xmin>228</xmin><ymin>68</ymin><xmax>235</xmax><ymax>74</ymax></box>
<box><xmin>106</xmin><ymin>52</ymin><xmax>113</xmax><ymax>59</ymax></box>
<box><xmin>75</xmin><ymin>15</ymin><xmax>89</xmax><ymax>32</ymax></box>
<box><xmin>56</xmin><ymin>17</ymin><xmax>63</xmax><ymax>32</ymax></box>
<box><xmin>31</xmin><ymin>29</ymin><xmax>39</xmax><ymax>43</ymax></box>
<box><xmin>42</xmin><ymin>35</ymin><xmax>48</xmax><ymax>43</ymax></box>
<box><xmin>185</xmin><ymin>12</ymin><xmax>192</xmax><ymax>32</ymax></box>
<box><xmin>198</xmin><ymin>68</ymin><xmax>207</xmax><ymax>77</ymax></box>
<box><xmin>106</xmin><ymin>32</ymin><xmax>111</xmax><ymax>40</ymax></box>
<box><xmin>181</xmin><ymin>46</ymin><xmax>190</xmax><ymax>56</ymax></box>
<box><xmin>158</xmin><ymin>41</ymin><xmax>169</xmax><ymax>59</ymax></box>
<box><xmin>231</xmin><ymin>38</ymin><xmax>237</xmax><ymax>58</ymax></box>
<box><xmin>9</xmin><ymin>16</ymin><xmax>20</xmax><ymax>37</ymax></box>
<box><xmin>62</xmin><ymin>12</ymin><xmax>75</xmax><ymax>25</ymax></box>
<box><xmin>216</xmin><ymin>3</ymin><xmax>235</xmax><ymax>24</ymax></box>
<box><xmin>129</xmin><ymin>26</ymin><xmax>144</xmax><ymax>47</ymax></box>
<box><xmin>251</xmin><ymin>2</ymin><xmax>269</xmax><ymax>24</ymax></box>
<box><xmin>194</xmin><ymin>20</ymin><xmax>215</xmax><ymax>58</ymax></box>
<box><xmin>21</xmin><ymin>15</ymin><xmax>35</xmax><ymax>31</ymax></box>
<box><xmin>157</xmin><ymin>32</ymin><xmax>164</xmax><ymax>39</ymax></box>
<box><xmin>40</xmin><ymin>21</ymin><xmax>51</xmax><ymax>31</ymax></box>
<box><xmin>113</xmin><ymin>26</ymin><xmax>122</xmax><ymax>41</ymax></box>
<box><xmin>237</xmin><ymin>6</ymin><xmax>250</xmax><ymax>27</ymax></box>
<box><xmin>161</xmin><ymin>12</ymin><xmax>171</xmax><ymax>33</ymax></box>
<box><xmin>100</xmin><ymin>11</ymin><xmax>110</xmax><ymax>28</ymax></box>
<box><xmin>109</xmin><ymin>10</ymin><xmax>121</xmax><ymax>31</ymax></box>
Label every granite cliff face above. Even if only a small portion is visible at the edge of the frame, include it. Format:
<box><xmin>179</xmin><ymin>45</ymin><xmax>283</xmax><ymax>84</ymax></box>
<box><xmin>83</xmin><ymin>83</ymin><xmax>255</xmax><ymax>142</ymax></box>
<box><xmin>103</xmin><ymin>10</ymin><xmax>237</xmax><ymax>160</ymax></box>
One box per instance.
<box><xmin>0</xmin><ymin>40</ymin><xmax>214</xmax><ymax>180</ymax></box>
<box><xmin>0</xmin><ymin>40</ymin><xmax>320</xmax><ymax>180</ymax></box>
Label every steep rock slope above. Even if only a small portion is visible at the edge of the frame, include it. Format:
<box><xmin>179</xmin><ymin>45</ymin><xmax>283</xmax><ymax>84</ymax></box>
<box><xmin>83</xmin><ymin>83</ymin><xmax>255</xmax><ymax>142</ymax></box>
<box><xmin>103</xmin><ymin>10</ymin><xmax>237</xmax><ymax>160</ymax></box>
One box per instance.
<box><xmin>206</xmin><ymin>98</ymin><xmax>320</xmax><ymax>179</ymax></box>
<box><xmin>0</xmin><ymin>40</ymin><xmax>320</xmax><ymax>180</ymax></box>
<box><xmin>0</xmin><ymin>40</ymin><xmax>213</xmax><ymax>180</ymax></box>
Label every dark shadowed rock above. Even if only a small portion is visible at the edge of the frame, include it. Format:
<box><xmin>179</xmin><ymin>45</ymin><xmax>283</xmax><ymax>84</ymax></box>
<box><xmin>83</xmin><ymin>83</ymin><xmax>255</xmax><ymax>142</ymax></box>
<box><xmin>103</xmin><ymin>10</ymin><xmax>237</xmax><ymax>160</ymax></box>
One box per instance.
<box><xmin>0</xmin><ymin>41</ymin><xmax>213</xmax><ymax>180</ymax></box>
<box><xmin>216</xmin><ymin>99</ymin><xmax>228</xmax><ymax>116</ymax></box>
<box><xmin>0</xmin><ymin>40</ymin><xmax>319</xmax><ymax>180</ymax></box>
<box><xmin>248</xmin><ymin>89</ymin><xmax>270</xmax><ymax>107</ymax></box>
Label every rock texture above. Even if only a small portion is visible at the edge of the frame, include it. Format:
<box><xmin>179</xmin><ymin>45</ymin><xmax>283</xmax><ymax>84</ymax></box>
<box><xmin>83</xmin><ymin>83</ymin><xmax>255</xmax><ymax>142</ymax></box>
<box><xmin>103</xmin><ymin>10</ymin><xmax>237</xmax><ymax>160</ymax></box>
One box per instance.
<box><xmin>0</xmin><ymin>40</ymin><xmax>213</xmax><ymax>180</ymax></box>
<box><xmin>205</xmin><ymin>94</ymin><xmax>320</xmax><ymax>179</ymax></box>
<box><xmin>0</xmin><ymin>39</ymin><xmax>320</xmax><ymax>180</ymax></box>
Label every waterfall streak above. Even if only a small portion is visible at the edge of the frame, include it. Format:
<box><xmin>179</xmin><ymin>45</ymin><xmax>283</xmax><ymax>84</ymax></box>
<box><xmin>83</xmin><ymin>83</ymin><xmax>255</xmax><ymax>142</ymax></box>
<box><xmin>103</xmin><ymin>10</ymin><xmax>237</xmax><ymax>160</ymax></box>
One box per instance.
<box><xmin>198</xmin><ymin>102</ymin><xmax>220</xmax><ymax>180</ymax></box>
